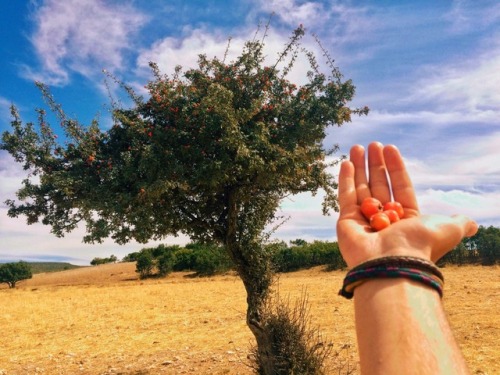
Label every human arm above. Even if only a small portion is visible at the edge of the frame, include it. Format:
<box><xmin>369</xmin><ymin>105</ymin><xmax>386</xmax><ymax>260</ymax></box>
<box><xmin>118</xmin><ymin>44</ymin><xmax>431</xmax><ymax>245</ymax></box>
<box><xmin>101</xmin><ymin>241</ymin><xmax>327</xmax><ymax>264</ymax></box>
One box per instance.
<box><xmin>336</xmin><ymin>142</ymin><xmax>477</xmax><ymax>374</ymax></box>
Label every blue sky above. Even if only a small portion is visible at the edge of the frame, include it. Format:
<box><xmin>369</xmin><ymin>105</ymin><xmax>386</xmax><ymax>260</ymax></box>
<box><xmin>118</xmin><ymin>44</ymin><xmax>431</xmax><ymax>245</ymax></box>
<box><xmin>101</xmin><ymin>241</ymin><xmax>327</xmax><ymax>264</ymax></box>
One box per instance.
<box><xmin>1</xmin><ymin>0</ymin><xmax>499</xmax><ymax>265</ymax></box>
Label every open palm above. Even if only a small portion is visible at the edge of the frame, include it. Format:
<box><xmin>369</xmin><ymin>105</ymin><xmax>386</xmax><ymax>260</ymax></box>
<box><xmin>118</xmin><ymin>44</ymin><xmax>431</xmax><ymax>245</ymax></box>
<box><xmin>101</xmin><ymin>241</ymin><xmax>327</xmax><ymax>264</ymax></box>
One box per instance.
<box><xmin>336</xmin><ymin>142</ymin><xmax>477</xmax><ymax>268</ymax></box>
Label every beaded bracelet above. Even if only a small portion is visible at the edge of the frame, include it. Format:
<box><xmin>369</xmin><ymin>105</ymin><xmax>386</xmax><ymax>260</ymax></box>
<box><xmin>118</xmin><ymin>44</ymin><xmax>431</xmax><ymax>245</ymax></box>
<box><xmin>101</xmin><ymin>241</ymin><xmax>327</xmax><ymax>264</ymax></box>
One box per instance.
<box><xmin>338</xmin><ymin>256</ymin><xmax>444</xmax><ymax>299</ymax></box>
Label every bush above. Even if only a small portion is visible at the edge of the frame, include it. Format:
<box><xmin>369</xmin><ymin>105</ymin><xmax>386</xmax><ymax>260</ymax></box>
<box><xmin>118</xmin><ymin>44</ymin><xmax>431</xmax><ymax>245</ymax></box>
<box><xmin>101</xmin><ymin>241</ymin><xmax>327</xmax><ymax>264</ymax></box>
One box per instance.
<box><xmin>130</xmin><ymin>242</ymin><xmax>233</xmax><ymax>278</ymax></box>
<box><xmin>122</xmin><ymin>251</ymin><xmax>141</xmax><ymax>262</ymax></box>
<box><xmin>270</xmin><ymin>241</ymin><xmax>346</xmax><ymax>272</ymax></box>
<box><xmin>192</xmin><ymin>243</ymin><xmax>233</xmax><ymax>276</ymax></box>
<box><xmin>151</xmin><ymin>244</ymin><xmax>180</xmax><ymax>258</ymax></box>
<box><xmin>250</xmin><ymin>292</ymin><xmax>332</xmax><ymax>374</ymax></box>
<box><xmin>274</xmin><ymin>247</ymin><xmax>307</xmax><ymax>272</ymax></box>
<box><xmin>172</xmin><ymin>248</ymin><xmax>196</xmax><ymax>271</ymax></box>
<box><xmin>136</xmin><ymin>251</ymin><xmax>154</xmax><ymax>279</ymax></box>
<box><xmin>157</xmin><ymin>251</ymin><xmax>176</xmax><ymax>277</ymax></box>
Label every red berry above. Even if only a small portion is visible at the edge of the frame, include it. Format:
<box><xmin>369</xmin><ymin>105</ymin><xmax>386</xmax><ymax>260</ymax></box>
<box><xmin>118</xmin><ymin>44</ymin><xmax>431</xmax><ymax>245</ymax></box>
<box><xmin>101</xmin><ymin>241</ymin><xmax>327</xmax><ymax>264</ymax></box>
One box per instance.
<box><xmin>384</xmin><ymin>209</ymin><xmax>400</xmax><ymax>223</ymax></box>
<box><xmin>370</xmin><ymin>212</ymin><xmax>391</xmax><ymax>231</ymax></box>
<box><xmin>360</xmin><ymin>197</ymin><xmax>383</xmax><ymax>220</ymax></box>
<box><xmin>383</xmin><ymin>201</ymin><xmax>404</xmax><ymax>219</ymax></box>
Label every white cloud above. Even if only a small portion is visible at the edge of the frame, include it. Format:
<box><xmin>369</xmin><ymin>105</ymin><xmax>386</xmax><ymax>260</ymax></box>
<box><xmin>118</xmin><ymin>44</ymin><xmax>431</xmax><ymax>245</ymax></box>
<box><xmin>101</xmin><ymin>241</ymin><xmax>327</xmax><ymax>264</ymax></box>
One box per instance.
<box><xmin>326</xmin><ymin>108</ymin><xmax>500</xmax><ymax>163</ymax></box>
<box><xmin>401</xmin><ymin>132</ymin><xmax>500</xmax><ymax>227</ymax></box>
<box><xmin>24</xmin><ymin>0</ymin><xmax>147</xmax><ymax>85</ymax></box>
<box><xmin>257</xmin><ymin>0</ymin><xmax>325</xmax><ymax>26</ymax></box>
<box><xmin>0</xmin><ymin>153</ymin><xmax>22</xmax><ymax>201</ymax></box>
<box><xmin>270</xmin><ymin>210</ymin><xmax>337</xmax><ymax>243</ymax></box>
<box><xmin>256</xmin><ymin>0</ymin><xmax>376</xmax><ymax>46</ymax></box>
<box><xmin>401</xmin><ymin>16</ymin><xmax>500</xmax><ymax>115</ymax></box>
<box><xmin>0</xmin><ymin>206</ymin><xmax>190</xmax><ymax>265</ymax></box>
<box><xmin>418</xmin><ymin>189</ymin><xmax>500</xmax><ymax>227</ymax></box>
<box><xmin>136</xmin><ymin>25</ymin><xmax>326</xmax><ymax>87</ymax></box>
<box><xmin>331</xmin><ymin>111</ymin><xmax>500</xmax><ymax>191</ymax></box>
<box><xmin>412</xmin><ymin>51</ymin><xmax>500</xmax><ymax>113</ymax></box>
<box><xmin>137</xmin><ymin>28</ymin><xmax>239</xmax><ymax>73</ymax></box>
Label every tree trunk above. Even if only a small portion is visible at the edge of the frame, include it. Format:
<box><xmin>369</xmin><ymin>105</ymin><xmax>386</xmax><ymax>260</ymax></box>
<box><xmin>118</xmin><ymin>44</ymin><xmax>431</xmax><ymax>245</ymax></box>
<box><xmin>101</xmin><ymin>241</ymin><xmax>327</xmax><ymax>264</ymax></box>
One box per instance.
<box><xmin>225</xmin><ymin>189</ymin><xmax>277</xmax><ymax>374</ymax></box>
<box><xmin>227</xmin><ymin>239</ymin><xmax>278</xmax><ymax>374</ymax></box>
<box><xmin>241</xmin><ymin>267</ymin><xmax>277</xmax><ymax>375</ymax></box>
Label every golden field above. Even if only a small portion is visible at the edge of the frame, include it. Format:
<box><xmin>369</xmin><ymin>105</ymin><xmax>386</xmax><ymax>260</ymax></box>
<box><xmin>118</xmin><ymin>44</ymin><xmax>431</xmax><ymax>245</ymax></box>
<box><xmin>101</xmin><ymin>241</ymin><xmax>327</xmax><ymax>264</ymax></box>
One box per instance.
<box><xmin>0</xmin><ymin>264</ymin><xmax>498</xmax><ymax>374</ymax></box>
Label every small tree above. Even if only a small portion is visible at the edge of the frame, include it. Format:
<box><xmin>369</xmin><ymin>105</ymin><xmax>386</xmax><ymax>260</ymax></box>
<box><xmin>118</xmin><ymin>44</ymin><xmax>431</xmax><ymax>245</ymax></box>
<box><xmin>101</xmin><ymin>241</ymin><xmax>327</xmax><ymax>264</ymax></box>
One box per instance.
<box><xmin>0</xmin><ymin>261</ymin><xmax>33</xmax><ymax>288</ymax></box>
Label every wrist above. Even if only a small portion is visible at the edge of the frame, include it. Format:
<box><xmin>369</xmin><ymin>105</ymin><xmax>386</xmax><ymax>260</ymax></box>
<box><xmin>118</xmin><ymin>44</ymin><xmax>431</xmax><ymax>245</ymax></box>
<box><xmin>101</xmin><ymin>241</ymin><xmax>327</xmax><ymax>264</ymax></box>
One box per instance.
<box><xmin>338</xmin><ymin>255</ymin><xmax>444</xmax><ymax>299</ymax></box>
<box><xmin>354</xmin><ymin>277</ymin><xmax>443</xmax><ymax>300</ymax></box>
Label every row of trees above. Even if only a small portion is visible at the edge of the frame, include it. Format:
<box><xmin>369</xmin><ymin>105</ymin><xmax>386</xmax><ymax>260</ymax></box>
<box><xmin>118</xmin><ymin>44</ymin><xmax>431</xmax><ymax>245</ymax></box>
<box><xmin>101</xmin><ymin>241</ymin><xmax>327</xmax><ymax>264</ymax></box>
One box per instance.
<box><xmin>438</xmin><ymin>225</ymin><xmax>500</xmax><ymax>266</ymax></box>
<box><xmin>2</xmin><ymin>225</ymin><xmax>497</xmax><ymax>289</ymax></box>
<box><xmin>125</xmin><ymin>243</ymin><xmax>232</xmax><ymax>278</ymax></box>
<box><xmin>126</xmin><ymin>224</ymin><xmax>500</xmax><ymax>278</ymax></box>
<box><xmin>90</xmin><ymin>254</ymin><xmax>118</xmax><ymax>265</ymax></box>
<box><xmin>126</xmin><ymin>240</ymin><xmax>345</xmax><ymax>278</ymax></box>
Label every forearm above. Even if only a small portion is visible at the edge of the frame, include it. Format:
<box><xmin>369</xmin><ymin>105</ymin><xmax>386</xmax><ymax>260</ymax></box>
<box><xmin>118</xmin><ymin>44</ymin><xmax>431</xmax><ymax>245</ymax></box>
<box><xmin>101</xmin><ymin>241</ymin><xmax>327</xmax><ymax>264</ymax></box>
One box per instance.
<box><xmin>353</xmin><ymin>278</ymin><xmax>470</xmax><ymax>375</ymax></box>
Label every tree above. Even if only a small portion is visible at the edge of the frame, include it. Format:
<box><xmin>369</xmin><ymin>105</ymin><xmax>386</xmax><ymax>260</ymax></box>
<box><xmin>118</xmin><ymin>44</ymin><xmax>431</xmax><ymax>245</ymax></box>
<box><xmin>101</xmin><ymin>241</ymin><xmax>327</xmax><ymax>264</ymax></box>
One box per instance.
<box><xmin>1</xmin><ymin>25</ymin><xmax>366</xmax><ymax>373</ymax></box>
<box><xmin>472</xmin><ymin>225</ymin><xmax>500</xmax><ymax>265</ymax></box>
<box><xmin>0</xmin><ymin>261</ymin><xmax>33</xmax><ymax>288</ymax></box>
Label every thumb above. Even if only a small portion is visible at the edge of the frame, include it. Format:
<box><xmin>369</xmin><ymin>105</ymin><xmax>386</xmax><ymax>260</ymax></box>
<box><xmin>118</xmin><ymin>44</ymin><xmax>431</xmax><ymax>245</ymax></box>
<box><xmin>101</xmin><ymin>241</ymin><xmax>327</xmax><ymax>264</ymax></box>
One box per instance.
<box><xmin>454</xmin><ymin>214</ymin><xmax>479</xmax><ymax>237</ymax></box>
<box><xmin>420</xmin><ymin>214</ymin><xmax>478</xmax><ymax>261</ymax></box>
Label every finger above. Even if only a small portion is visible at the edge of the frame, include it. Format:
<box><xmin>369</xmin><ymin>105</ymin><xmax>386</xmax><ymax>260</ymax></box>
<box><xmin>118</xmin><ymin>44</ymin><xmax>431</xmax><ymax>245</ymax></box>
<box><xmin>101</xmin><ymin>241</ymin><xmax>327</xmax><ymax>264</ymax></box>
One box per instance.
<box><xmin>383</xmin><ymin>144</ymin><xmax>419</xmax><ymax>215</ymax></box>
<box><xmin>349</xmin><ymin>145</ymin><xmax>370</xmax><ymax>203</ymax></box>
<box><xmin>367</xmin><ymin>142</ymin><xmax>391</xmax><ymax>204</ymax></box>
<box><xmin>338</xmin><ymin>160</ymin><xmax>357</xmax><ymax>215</ymax></box>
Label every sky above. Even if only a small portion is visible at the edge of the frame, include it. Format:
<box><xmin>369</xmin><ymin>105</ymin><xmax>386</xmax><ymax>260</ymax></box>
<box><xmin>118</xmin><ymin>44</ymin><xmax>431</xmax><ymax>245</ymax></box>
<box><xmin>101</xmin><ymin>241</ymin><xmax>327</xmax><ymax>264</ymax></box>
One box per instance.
<box><xmin>1</xmin><ymin>0</ymin><xmax>499</xmax><ymax>265</ymax></box>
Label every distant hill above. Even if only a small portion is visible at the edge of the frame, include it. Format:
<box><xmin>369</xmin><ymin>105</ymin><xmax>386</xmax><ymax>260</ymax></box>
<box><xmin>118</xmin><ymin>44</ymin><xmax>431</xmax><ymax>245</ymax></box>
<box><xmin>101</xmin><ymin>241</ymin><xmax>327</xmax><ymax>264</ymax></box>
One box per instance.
<box><xmin>17</xmin><ymin>262</ymin><xmax>139</xmax><ymax>288</ymax></box>
<box><xmin>27</xmin><ymin>262</ymin><xmax>83</xmax><ymax>274</ymax></box>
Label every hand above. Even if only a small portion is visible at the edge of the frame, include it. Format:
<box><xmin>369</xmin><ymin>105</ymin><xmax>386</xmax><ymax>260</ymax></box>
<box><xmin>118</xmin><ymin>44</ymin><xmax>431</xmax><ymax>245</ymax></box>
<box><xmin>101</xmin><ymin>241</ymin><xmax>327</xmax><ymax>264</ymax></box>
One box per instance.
<box><xmin>336</xmin><ymin>142</ymin><xmax>478</xmax><ymax>268</ymax></box>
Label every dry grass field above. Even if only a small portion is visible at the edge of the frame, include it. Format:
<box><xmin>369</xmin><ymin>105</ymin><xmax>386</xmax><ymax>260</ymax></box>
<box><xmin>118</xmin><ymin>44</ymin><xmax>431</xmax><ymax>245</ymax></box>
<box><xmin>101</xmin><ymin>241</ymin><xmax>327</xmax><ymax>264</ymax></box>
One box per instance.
<box><xmin>0</xmin><ymin>263</ymin><xmax>498</xmax><ymax>375</ymax></box>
